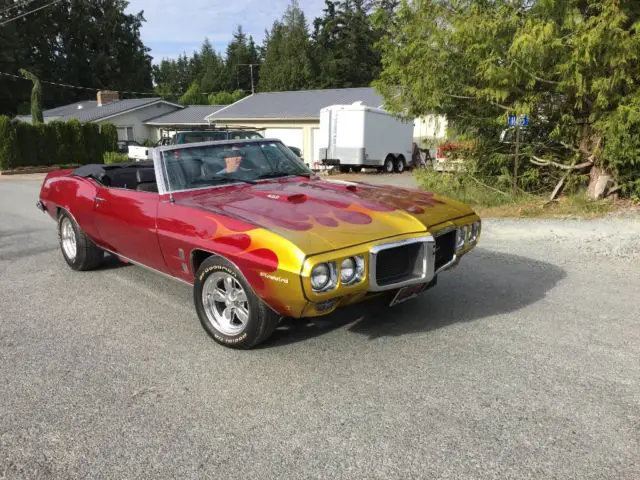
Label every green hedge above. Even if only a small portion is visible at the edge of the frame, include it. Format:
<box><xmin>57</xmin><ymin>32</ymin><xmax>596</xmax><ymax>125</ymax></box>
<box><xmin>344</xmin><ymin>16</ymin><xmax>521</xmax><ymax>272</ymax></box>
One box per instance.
<box><xmin>100</xmin><ymin>123</ymin><xmax>118</xmax><ymax>153</ymax></box>
<box><xmin>0</xmin><ymin>116</ymin><xmax>120</xmax><ymax>170</ymax></box>
<box><xmin>0</xmin><ymin>116</ymin><xmax>17</xmax><ymax>170</ymax></box>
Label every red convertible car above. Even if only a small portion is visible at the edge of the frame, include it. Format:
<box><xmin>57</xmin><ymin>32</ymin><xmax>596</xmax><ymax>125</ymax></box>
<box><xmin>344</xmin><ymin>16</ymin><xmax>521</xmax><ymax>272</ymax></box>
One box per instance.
<box><xmin>38</xmin><ymin>139</ymin><xmax>481</xmax><ymax>348</ymax></box>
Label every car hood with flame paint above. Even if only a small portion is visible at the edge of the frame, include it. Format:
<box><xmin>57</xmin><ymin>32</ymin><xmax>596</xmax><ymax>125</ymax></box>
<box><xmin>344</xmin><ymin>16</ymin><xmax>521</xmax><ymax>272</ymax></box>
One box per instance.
<box><xmin>173</xmin><ymin>177</ymin><xmax>475</xmax><ymax>255</ymax></box>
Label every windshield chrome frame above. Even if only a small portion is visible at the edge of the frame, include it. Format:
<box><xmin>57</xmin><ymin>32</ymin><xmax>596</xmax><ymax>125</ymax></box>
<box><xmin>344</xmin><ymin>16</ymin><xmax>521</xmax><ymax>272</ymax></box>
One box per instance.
<box><xmin>153</xmin><ymin>138</ymin><xmax>312</xmax><ymax>195</ymax></box>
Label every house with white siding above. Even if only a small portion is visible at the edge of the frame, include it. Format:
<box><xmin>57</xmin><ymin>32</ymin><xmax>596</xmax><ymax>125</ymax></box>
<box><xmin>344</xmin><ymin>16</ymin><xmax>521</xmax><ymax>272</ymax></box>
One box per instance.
<box><xmin>16</xmin><ymin>91</ymin><xmax>183</xmax><ymax>143</ymax></box>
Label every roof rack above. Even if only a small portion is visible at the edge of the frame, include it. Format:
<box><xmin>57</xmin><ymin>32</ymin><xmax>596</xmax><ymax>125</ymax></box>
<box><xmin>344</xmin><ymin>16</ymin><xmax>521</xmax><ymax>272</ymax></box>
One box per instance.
<box><xmin>167</xmin><ymin>125</ymin><xmax>266</xmax><ymax>133</ymax></box>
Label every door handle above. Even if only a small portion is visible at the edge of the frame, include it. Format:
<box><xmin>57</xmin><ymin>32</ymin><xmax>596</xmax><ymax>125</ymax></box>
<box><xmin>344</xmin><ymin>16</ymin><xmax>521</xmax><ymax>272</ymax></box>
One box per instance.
<box><xmin>95</xmin><ymin>196</ymin><xmax>106</xmax><ymax>206</ymax></box>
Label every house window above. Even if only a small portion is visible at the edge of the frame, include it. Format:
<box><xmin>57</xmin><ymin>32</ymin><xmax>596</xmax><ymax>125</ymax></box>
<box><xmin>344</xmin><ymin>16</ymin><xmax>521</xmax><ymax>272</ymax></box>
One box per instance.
<box><xmin>116</xmin><ymin>126</ymin><xmax>134</xmax><ymax>141</ymax></box>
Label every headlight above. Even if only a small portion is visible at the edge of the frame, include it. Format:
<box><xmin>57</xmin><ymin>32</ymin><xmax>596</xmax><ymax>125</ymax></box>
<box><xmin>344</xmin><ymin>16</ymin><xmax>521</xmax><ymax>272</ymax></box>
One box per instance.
<box><xmin>470</xmin><ymin>221</ymin><xmax>481</xmax><ymax>243</ymax></box>
<box><xmin>456</xmin><ymin>225</ymin><xmax>468</xmax><ymax>250</ymax></box>
<box><xmin>339</xmin><ymin>255</ymin><xmax>365</xmax><ymax>285</ymax></box>
<box><xmin>311</xmin><ymin>262</ymin><xmax>336</xmax><ymax>292</ymax></box>
<box><xmin>340</xmin><ymin>258</ymin><xmax>356</xmax><ymax>284</ymax></box>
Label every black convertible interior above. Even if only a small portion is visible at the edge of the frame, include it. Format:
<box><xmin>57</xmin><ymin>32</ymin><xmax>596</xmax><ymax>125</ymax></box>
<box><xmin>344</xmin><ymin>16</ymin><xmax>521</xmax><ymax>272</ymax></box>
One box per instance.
<box><xmin>74</xmin><ymin>161</ymin><xmax>158</xmax><ymax>192</ymax></box>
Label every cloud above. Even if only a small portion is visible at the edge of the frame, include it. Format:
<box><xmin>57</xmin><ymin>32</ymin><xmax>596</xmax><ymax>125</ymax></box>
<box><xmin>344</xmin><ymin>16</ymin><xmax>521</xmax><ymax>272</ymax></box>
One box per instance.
<box><xmin>126</xmin><ymin>0</ymin><xmax>326</xmax><ymax>61</ymax></box>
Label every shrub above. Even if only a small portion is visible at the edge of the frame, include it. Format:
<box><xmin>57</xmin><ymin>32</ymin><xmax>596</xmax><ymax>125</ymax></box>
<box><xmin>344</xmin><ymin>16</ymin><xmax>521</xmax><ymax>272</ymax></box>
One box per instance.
<box><xmin>103</xmin><ymin>151</ymin><xmax>129</xmax><ymax>164</ymax></box>
<box><xmin>66</xmin><ymin>119</ymin><xmax>84</xmax><ymax>164</ymax></box>
<box><xmin>82</xmin><ymin>122</ymin><xmax>102</xmax><ymax>164</ymax></box>
<box><xmin>14</xmin><ymin>122</ymin><xmax>38</xmax><ymax>167</ymax></box>
<box><xmin>0</xmin><ymin>116</ymin><xmax>17</xmax><ymax>170</ymax></box>
<box><xmin>100</xmin><ymin>123</ymin><xmax>118</xmax><ymax>153</ymax></box>
<box><xmin>49</xmin><ymin>121</ymin><xmax>68</xmax><ymax>165</ymax></box>
<box><xmin>35</xmin><ymin>123</ymin><xmax>58</xmax><ymax>166</ymax></box>
<box><xmin>4</xmin><ymin>119</ymin><xmax>122</xmax><ymax>168</ymax></box>
<box><xmin>414</xmin><ymin>167</ymin><xmax>518</xmax><ymax>207</ymax></box>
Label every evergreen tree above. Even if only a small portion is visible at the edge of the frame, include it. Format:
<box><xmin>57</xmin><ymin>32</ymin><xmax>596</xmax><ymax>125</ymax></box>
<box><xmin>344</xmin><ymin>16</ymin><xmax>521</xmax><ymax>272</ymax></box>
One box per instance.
<box><xmin>199</xmin><ymin>38</ymin><xmax>227</xmax><ymax>94</ymax></box>
<box><xmin>19</xmin><ymin>69</ymin><xmax>43</xmax><ymax>124</ymax></box>
<box><xmin>311</xmin><ymin>0</ymin><xmax>381</xmax><ymax>88</ymax></box>
<box><xmin>0</xmin><ymin>0</ymin><xmax>153</xmax><ymax>115</ymax></box>
<box><xmin>225</xmin><ymin>26</ymin><xmax>259</xmax><ymax>93</ymax></box>
<box><xmin>258</xmin><ymin>0</ymin><xmax>313</xmax><ymax>92</ymax></box>
<box><xmin>374</xmin><ymin>0</ymin><xmax>640</xmax><ymax>198</ymax></box>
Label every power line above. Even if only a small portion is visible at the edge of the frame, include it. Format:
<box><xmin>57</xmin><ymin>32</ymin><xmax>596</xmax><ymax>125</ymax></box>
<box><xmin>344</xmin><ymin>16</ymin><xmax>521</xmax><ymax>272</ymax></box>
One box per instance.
<box><xmin>0</xmin><ymin>0</ymin><xmax>38</xmax><ymax>17</ymax></box>
<box><xmin>0</xmin><ymin>71</ymin><xmax>159</xmax><ymax>96</ymax></box>
<box><xmin>0</xmin><ymin>0</ymin><xmax>62</xmax><ymax>26</ymax></box>
<box><xmin>0</xmin><ymin>70</ymin><xmax>255</xmax><ymax>98</ymax></box>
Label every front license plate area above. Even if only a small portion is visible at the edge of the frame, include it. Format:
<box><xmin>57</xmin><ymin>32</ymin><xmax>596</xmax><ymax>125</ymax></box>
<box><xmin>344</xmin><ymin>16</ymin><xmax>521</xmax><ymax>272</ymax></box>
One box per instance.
<box><xmin>389</xmin><ymin>283</ymin><xmax>427</xmax><ymax>307</ymax></box>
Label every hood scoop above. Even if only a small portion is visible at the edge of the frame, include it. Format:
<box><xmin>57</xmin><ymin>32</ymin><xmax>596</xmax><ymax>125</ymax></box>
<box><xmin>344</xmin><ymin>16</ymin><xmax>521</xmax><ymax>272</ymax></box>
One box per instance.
<box><xmin>286</xmin><ymin>193</ymin><xmax>307</xmax><ymax>203</ymax></box>
<box><xmin>254</xmin><ymin>190</ymin><xmax>308</xmax><ymax>203</ymax></box>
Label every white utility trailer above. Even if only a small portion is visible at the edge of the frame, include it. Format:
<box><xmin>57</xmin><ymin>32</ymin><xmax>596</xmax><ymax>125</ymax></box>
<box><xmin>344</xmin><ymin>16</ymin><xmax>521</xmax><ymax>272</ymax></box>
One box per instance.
<box><xmin>318</xmin><ymin>103</ymin><xmax>413</xmax><ymax>173</ymax></box>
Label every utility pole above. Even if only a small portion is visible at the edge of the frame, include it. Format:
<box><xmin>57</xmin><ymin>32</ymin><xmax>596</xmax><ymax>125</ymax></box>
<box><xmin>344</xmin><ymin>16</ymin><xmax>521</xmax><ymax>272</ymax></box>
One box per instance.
<box><xmin>514</xmin><ymin>122</ymin><xmax>520</xmax><ymax>196</ymax></box>
<box><xmin>507</xmin><ymin>113</ymin><xmax>527</xmax><ymax>196</ymax></box>
<box><xmin>238</xmin><ymin>63</ymin><xmax>259</xmax><ymax>94</ymax></box>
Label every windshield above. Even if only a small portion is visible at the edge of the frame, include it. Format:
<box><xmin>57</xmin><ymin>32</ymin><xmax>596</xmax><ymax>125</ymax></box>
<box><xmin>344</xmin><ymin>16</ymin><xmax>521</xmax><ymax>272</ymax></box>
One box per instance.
<box><xmin>159</xmin><ymin>141</ymin><xmax>312</xmax><ymax>192</ymax></box>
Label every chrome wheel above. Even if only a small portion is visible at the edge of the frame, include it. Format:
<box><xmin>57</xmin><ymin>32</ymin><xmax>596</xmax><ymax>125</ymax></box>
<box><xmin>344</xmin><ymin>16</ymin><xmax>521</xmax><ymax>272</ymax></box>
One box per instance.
<box><xmin>202</xmin><ymin>272</ymin><xmax>249</xmax><ymax>336</ymax></box>
<box><xmin>60</xmin><ymin>217</ymin><xmax>77</xmax><ymax>261</ymax></box>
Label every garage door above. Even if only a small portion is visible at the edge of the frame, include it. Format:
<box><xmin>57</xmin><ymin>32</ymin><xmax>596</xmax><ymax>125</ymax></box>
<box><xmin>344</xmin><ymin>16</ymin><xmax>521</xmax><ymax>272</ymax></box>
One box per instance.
<box><xmin>264</xmin><ymin>128</ymin><xmax>304</xmax><ymax>152</ymax></box>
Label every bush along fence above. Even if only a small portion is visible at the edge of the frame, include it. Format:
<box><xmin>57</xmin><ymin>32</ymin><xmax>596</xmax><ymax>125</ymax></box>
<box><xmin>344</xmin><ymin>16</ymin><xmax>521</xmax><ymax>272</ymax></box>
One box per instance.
<box><xmin>0</xmin><ymin>116</ymin><xmax>118</xmax><ymax>171</ymax></box>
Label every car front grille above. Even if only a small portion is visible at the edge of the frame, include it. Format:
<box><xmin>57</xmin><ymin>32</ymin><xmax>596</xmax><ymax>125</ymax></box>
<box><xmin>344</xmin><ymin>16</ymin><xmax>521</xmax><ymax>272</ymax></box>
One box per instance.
<box><xmin>374</xmin><ymin>242</ymin><xmax>424</xmax><ymax>287</ymax></box>
<box><xmin>434</xmin><ymin>229</ymin><xmax>456</xmax><ymax>271</ymax></box>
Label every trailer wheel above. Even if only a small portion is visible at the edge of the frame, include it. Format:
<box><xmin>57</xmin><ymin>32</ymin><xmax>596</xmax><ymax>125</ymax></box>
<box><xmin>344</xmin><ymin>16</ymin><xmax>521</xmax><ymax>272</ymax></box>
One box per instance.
<box><xmin>383</xmin><ymin>155</ymin><xmax>395</xmax><ymax>174</ymax></box>
<box><xmin>394</xmin><ymin>155</ymin><xmax>406</xmax><ymax>173</ymax></box>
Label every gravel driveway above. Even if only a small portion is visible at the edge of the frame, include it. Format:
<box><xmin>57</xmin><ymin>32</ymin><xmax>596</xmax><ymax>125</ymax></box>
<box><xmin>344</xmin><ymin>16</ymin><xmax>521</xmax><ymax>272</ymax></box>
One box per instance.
<box><xmin>0</xmin><ymin>176</ymin><xmax>638</xmax><ymax>479</ymax></box>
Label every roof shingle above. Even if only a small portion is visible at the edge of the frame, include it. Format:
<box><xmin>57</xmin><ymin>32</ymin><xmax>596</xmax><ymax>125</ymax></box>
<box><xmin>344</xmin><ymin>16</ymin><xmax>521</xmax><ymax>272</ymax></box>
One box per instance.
<box><xmin>17</xmin><ymin>98</ymin><xmax>181</xmax><ymax>123</ymax></box>
<box><xmin>145</xmin><ymin>105</ymin><xmax>226</xmax><ymax>125</ymax></box>
<box><xmin>208</xmin><ymin>87</ymin><xmax>385</xmax><ymax>121</ymax></box>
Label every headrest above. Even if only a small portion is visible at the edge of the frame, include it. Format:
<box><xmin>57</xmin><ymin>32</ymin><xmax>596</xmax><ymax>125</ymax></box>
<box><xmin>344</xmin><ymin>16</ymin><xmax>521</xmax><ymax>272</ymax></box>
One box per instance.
<box><xmin>136</xmin><ymin>168</ymin><xmax>156</xmax><ymax>184</ymax></box>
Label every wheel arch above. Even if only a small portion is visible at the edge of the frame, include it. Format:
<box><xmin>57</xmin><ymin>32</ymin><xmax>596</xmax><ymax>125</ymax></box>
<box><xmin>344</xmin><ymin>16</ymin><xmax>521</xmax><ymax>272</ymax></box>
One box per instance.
<box><xmin>191</xmin><ymin>248</ymin><xmax>221</xmax><ymax>275</ymax></box>
<box><xmin>190</xmin><ymin>248</ymin><xmax>284</xmax><ymax>314</ymax></box>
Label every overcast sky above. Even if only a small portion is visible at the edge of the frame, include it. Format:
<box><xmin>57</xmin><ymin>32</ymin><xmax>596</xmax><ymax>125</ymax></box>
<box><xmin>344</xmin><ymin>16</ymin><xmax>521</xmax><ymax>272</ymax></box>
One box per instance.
<box><xmin>126</xmin><ymin>0</ymin><xmax>326</xmax><ymax>62</ymax></box>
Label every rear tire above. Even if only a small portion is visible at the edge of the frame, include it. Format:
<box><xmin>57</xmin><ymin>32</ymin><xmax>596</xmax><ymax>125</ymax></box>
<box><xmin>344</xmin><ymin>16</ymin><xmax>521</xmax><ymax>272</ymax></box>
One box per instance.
<box><xmin>383</xmin><ymin>155</ymin><xmax>395</xmax><ymax>174</ymax></box>
<box><xmin>394</xmin><ymin>155</ymin><xmax>406</xmax><ymax>173</ymax></box>
<box><xmin>193</xmin><ymin>256</ymin><xmax>280</xmax><ymax>349</ymax></box>
<box><xmin>57</xmin><ymin>211</ymin><xmax>104</xmax><ymax>271</ymax></box>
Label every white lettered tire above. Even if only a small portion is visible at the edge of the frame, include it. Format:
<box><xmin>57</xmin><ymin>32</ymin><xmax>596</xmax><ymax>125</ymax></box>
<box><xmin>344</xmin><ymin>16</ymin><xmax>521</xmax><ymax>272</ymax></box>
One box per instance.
<box><xmin>193</xmin><ymin>256</ymin><xmax>280</xmax><ymax>349</ymax></box>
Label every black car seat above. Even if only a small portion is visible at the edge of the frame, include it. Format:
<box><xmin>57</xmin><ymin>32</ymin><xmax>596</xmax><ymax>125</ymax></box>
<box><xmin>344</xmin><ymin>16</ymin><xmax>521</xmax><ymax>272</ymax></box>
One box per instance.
<box><xmin>136</xmin><ymin>168</ymin><xmax>158</xmax><ymax>192</ymax></box>
<box><xmin>108</xmin><ymin>167</ymin><xmax>139</xmax><ymax>189</ymax></box>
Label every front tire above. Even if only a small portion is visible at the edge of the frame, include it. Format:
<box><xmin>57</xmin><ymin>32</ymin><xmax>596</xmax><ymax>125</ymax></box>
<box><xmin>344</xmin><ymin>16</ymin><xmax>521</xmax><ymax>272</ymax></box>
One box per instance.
<box><xmin>57</xmin><ymin>211</ymin><xmax>104</xmax><ymax>271</ymax></box>
<box><xmin>193</xmin><ymin>256</ymin><xmax>280</xmax><ymax>349</ymax></box>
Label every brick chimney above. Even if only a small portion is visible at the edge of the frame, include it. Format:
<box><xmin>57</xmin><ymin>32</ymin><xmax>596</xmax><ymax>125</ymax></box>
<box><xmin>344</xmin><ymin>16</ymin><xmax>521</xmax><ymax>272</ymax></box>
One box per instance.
<box><xmin>97</xmin><ymin>90</ymin><xmax>119</xmax><ymax>107</ymax></box>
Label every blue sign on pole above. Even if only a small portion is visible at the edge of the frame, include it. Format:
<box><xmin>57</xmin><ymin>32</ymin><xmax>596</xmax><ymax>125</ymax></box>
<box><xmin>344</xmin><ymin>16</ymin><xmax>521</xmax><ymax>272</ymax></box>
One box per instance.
<box><xmin>508</xmin><ymin>114</ymin><xmax>529</xmax><ymax>127</ymax></box>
